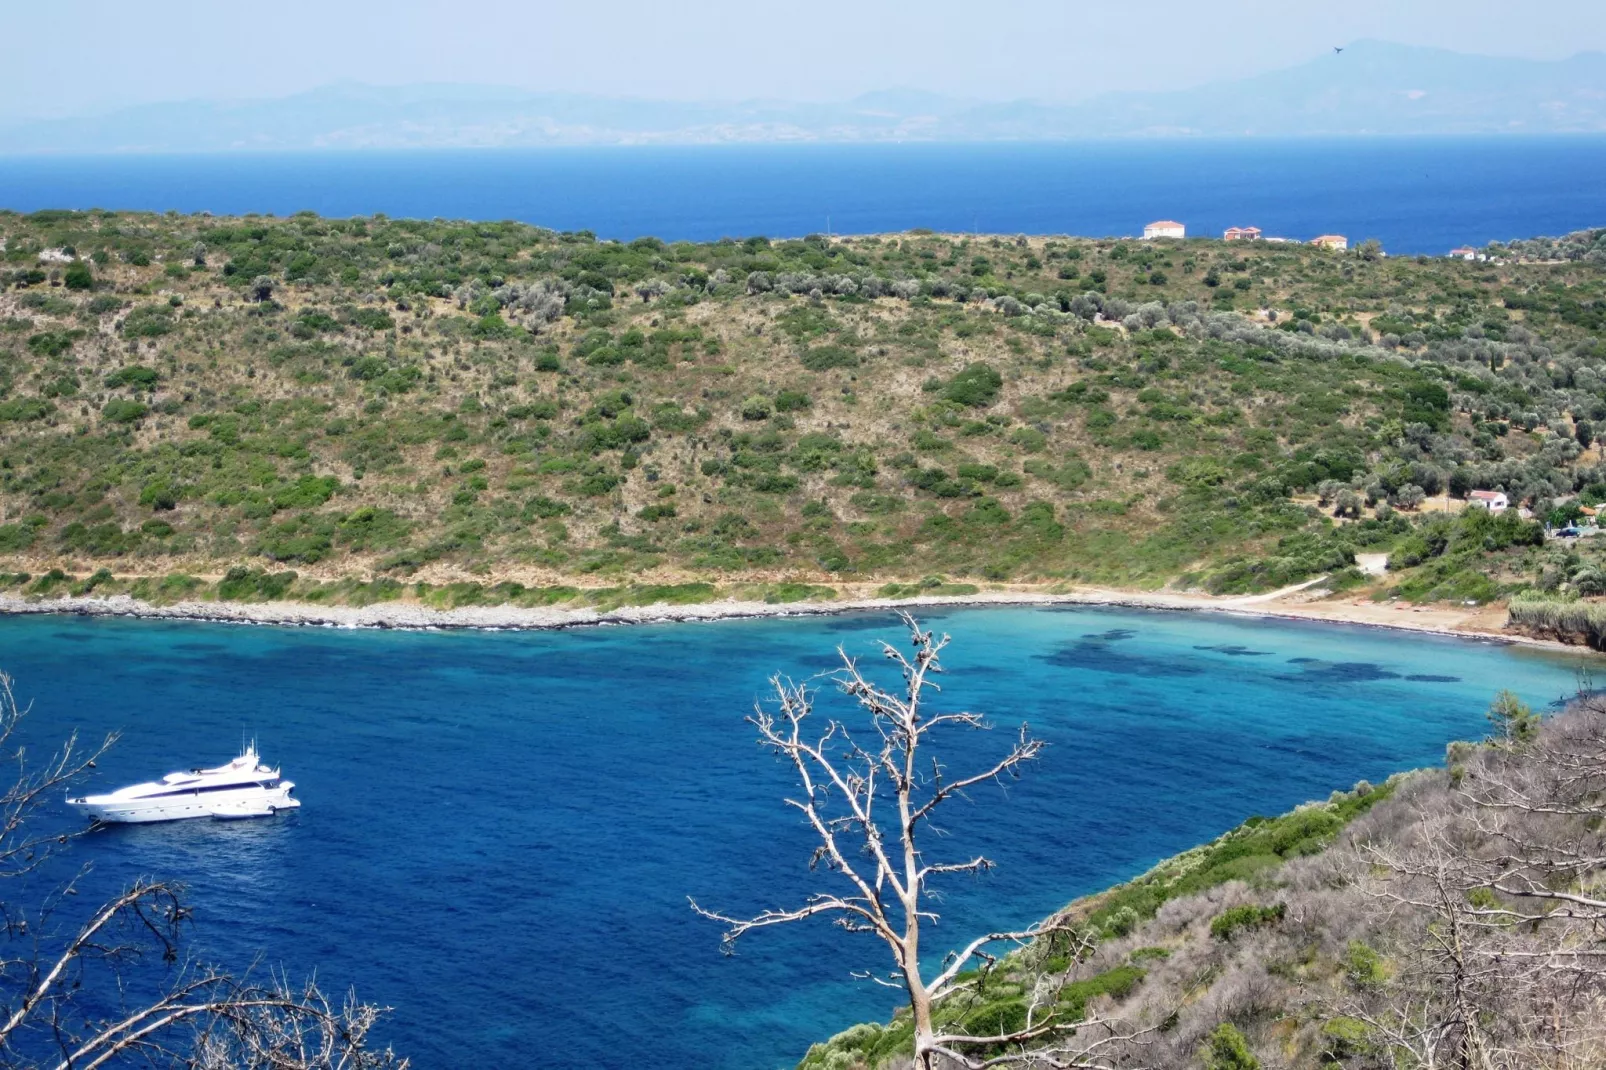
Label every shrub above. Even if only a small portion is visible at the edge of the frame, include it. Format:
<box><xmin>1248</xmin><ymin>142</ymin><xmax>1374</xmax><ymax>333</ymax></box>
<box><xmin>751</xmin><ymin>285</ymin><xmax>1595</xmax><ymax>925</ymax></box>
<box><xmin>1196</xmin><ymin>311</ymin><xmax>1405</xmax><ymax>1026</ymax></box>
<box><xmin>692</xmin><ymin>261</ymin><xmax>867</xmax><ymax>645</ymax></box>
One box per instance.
<box><xmin>1210</xmin><ymin>902</ymin><xmax>1286</xmax><ymax>940</ymax></box>
<box><xmin>217</xmin><ymin>566</ymin><xmax>298</xmax><ymax>601</ymax></box>
<box><xmin>27</xmin><ymin>330</ymin><xmax>82</xmax><ymax>357</ymax></box>
<box><xmin>139</xmin><ymin>478</ymin><xmax>180</xmax><ymax>511</ymax></box>
<box><xmin>63</xmin><ymin>261</ymin><xmax>94</xmax><ymax>290</ymax></box>
<box><xmin>0</xmin><ymin>398</ymin><xmax>53</xmax><ymax>422</ymax></box>
<box><xmin>523</xmin><ymin>496</ymin><xmax>572</xmax><ymax>520</ymax></box>
<box><xmin>800</xmin><ymin>344</ymin><xmax>860</xmax><ymax>371</ymax></box>
<box><xmin>570</xmin><ymin>472</ymin><xmax>622</xmax><ymax>497</ymax></box>
<box><xmin>1057</xmin><ymin>965</ymin><xmax>1146</xmax><ymax>1021</ymax></box>
<box><xmin>272</xmin><ymin>475</ymin><xmax>340</xmax><ymax>510</ymax></box>
<box><xmin>122</xmin><ymin>305</ymin><xmax>174</xmax><ymax>338</ymax></box>
<box><xmin>943</xmin><ymin>362</ymin><xmax>1003</xmax><ymax>407</ymax></box>
<box><xmin>104</xmin><ymin>365</ymin><xmax>161</xmax><ymax>390</ymax></box>
<box><xmin>337</xmin><ymin>507</ymin><xmax>411</xmax><ymax>551</ymax></box>
<box><xmin>1201</xmin><ymin>1023</ymin><xmax>1260</xmax><ymax>1070</ymax></box>
<box><xmin>1320</xmin><ymin>1017</ymin><xmax>1374</xmax><ymax>1062</ymax></box>
<box><xmin>349</xmin><ymin>307</ymin><xmax>395</xmax><ymax>331</ymax></box>
<box><xmin>101</xmin><ymin>399</ymin><xmax>148</xmax><ymax>423</ymax></box>
<box><xmin>1342</xmin><ymin>940</ymin><xmax>1387</xmax><ymax>989</ymax></box>
<box><xmin>0</xmin><ymin>523</ymin><xmax>38</xmax><ymax>552</ymax></box>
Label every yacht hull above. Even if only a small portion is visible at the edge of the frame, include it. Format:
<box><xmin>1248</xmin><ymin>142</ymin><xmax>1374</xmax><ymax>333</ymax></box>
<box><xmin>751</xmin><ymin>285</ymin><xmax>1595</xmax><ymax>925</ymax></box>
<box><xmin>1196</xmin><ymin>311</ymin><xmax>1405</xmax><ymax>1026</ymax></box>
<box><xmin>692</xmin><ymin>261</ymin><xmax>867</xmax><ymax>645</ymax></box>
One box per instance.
<box><xmin>73</xmin><ymin>786</ymin><xmax>300</xmax><ymax>825</ymax></box>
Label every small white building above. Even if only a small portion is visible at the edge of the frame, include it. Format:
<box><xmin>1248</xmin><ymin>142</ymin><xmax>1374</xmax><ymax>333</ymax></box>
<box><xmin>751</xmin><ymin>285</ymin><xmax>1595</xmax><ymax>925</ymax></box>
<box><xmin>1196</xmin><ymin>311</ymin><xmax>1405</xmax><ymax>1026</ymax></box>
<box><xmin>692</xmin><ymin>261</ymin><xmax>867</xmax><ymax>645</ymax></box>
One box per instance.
<box><xmin>1143</xmin><ymin>220</ymin><xmax>1186</xmax><ymax>240</ymax></box>
<box><xmin>1468</xmin><ymin>490</ymin><xmax>1509</xmax><ymax>513</ymax></box>
<box><xmin>1449</xmin><ymin>246</ymin><xmax>1487</xmax><ymax>261</ymax></box>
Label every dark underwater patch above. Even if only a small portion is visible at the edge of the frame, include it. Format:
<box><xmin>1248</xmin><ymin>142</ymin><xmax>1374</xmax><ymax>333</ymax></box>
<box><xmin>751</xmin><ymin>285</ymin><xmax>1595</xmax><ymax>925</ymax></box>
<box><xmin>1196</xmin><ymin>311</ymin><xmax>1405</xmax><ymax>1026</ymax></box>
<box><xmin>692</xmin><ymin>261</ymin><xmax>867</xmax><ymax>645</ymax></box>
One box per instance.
<box><xmin>1287</xmin><ymin>657</ymin><xmax>1317</xmax><ymax>664</ymax></box>
<box><xmin>50</xmin><ymin>631</ymin><xmax>94</xmax><ymax>642</ymax></box>
<box><xmin>173</xmin><ymin>642</ymin><xmax>227</xmax><ymax>653</ymax></box>
<box><xmin>1081</xmin><ymin>628</ymin><xmax>1137</xmax><ymax>642</ymax></box>
<box><xmin>1274</xmin><ymin>661</ymin><xmax>1403</xmax><ymax>684</ymax></box>
<box><xmin>1405</xmin><ymin>674</ymin><xmax>1460</xmax><ymax>683</ymax></box>
<box><xmin>1040</xmin><ymin>638</ymin><xmax>1205</xmax><ymax>677</ymax></box>
<box><xmin>1194</xmin><ymin>644</ymin><xmax>1271</xmax><ymax>657</ymax></box>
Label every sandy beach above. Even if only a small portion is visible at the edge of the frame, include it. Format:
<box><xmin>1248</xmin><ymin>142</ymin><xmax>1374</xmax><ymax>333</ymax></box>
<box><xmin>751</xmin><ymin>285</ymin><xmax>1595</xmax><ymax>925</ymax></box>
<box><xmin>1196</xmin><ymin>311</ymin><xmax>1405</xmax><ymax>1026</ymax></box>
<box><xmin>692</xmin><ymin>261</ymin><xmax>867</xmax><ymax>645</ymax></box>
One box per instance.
<box><xmin>0</xmin><ymin>582</ymin><xmax>1582</xmax><ymax>654</ymax></box>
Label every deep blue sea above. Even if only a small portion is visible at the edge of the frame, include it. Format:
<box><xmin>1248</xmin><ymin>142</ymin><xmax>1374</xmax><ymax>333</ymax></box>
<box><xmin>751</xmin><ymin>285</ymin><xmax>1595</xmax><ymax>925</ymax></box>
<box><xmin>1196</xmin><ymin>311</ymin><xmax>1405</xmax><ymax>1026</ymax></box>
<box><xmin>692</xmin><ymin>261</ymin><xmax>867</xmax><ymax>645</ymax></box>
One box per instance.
<box><xmin>0</xmin><ymin>607</ymin><xmax>1587</xmax><ymax>1068</ymax></box>
<box><xmin>1</xmin><ymin>140</ymin><xmax>1603</xmax><ymax>255</ymax></box>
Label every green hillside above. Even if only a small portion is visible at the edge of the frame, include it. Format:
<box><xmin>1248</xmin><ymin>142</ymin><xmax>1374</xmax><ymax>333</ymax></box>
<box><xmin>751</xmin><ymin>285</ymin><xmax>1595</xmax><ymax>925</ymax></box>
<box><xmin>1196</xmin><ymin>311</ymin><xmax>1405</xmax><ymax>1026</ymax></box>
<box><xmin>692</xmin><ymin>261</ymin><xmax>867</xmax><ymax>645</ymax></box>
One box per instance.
<box><xmin>1</xmin><ymin>210</ymin><xmax>1604</xmax><ymax>610</ymax></box>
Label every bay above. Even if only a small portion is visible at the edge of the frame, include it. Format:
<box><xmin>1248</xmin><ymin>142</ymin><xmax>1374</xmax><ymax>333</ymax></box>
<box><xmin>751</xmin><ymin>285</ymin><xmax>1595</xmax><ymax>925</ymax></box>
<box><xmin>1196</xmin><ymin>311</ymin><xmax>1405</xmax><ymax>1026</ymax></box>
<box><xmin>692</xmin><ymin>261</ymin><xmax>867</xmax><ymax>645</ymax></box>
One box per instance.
<box><xmin>0</xmin><ymin>606</ymin><xmax>1587</xmax><ymax>1068</ymax></box>
<box><xmin>1</xmin><ymin>139</ymin><xmax>1603</xmax><ymax>254</ymax></box>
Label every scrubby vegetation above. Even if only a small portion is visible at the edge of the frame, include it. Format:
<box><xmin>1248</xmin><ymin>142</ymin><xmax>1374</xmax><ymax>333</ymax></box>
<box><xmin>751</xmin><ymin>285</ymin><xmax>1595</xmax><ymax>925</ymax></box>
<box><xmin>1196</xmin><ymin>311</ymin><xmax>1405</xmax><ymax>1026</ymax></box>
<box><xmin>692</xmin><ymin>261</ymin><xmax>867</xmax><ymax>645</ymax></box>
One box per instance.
<box><xmin>800</xmin><ymin>694</ymin><xmax>1606</xmax><ymax>1069</ymax></box>
<box><xmin>1</xmin><ymin>210</ymin><xmax>1605</xmax><ymax>612</ymax></box>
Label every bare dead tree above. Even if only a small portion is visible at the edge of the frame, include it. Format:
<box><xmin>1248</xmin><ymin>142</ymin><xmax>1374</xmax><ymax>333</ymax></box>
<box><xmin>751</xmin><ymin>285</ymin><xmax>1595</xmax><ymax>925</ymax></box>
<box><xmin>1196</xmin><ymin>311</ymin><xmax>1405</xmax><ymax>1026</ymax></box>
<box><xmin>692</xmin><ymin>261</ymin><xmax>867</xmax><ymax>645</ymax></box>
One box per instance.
<box><xmin>0</xmin><ymin>672</ymin><xmax>119</xmax><ymax>881</ymax></box>
<box><xmin>692</xmin><ymin>614</ymin><xmax>1146</xmax><ymax>1070</ymax></box>
<box><xmin>1360</xmin><ymin>816</ymin><xmax>1503</xmax><ymax>1070</ymax></box>
<box><xmin>1353</xmin><ymin>698</ymin><xmax>1606</xmax><ymax>1069</ymax></box>
<box><xmin>0</xmin><ymin>671</ymin><xmax>407</xmax><ymax>1069</ymax></box>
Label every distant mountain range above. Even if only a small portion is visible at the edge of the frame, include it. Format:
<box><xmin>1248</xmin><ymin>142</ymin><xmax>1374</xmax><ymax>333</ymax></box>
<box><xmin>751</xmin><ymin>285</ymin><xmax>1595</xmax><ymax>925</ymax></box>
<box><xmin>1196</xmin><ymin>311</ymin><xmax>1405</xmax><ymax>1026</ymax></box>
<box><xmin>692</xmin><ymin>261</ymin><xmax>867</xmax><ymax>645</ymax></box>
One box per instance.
<box><xmin>3</xmin><ymin>40</ymin><xmax>1604</xmax><ymax>153</ymax></box>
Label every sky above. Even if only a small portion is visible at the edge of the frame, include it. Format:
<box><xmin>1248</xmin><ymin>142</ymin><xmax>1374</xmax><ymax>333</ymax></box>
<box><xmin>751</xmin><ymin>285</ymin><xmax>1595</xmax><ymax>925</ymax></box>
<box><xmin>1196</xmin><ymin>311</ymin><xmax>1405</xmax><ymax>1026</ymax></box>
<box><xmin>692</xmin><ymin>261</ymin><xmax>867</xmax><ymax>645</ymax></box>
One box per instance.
<box><xmin>5</xmin><ymin>0</ymin><xmax>1606</xmax><ymax>120</ymax></box>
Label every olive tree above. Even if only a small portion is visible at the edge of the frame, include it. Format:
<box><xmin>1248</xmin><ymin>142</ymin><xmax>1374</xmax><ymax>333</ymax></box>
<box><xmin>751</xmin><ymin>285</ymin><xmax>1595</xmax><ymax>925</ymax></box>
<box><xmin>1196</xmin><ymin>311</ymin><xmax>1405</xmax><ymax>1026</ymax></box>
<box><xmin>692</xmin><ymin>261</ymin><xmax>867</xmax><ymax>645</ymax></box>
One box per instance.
<box><xmin>693</xmin><ymin>615</ymin><xmax>1139</xmax><ymax>1069</ymax></box>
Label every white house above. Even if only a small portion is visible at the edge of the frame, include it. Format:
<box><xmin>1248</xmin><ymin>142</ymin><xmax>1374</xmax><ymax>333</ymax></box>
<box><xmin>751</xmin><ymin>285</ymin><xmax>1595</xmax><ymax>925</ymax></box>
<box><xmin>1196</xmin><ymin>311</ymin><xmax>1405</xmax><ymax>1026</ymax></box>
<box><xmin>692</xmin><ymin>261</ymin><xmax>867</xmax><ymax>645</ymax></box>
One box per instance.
<box><xmin>1143</xmin><ymin>220</ymin><xmax>1186</xmax><ymax>240</ymax></box>
<box><xmin>1468</xmin><ymin>490</ymin><xmax>1509</xmax><ymax>513</ymax></box>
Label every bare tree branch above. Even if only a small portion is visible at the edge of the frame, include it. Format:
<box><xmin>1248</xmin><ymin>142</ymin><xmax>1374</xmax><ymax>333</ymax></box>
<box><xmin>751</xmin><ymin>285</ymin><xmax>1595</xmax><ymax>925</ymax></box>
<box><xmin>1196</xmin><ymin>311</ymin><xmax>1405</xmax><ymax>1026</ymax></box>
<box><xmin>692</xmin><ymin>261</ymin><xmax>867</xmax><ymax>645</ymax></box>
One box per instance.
<box><xmin>694</xmin><ymin>614</ymin><xmax>1135</xmax><ymax>1069</ymax></box>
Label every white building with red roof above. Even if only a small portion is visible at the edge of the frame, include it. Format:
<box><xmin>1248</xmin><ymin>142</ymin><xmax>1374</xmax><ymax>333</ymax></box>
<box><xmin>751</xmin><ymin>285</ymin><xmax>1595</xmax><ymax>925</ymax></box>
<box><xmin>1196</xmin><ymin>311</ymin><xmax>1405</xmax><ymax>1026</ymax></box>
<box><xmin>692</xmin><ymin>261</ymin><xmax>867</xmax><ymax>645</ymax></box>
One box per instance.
<box><xmin>1143</xmin><ymin>220</ymin><xmax>1186</xmax><ymax>240</ymax></box>
<box><xmin>1468</xmin><ymin>490</ymin><xmax>1509</xmax><ymax>513</ymax></box>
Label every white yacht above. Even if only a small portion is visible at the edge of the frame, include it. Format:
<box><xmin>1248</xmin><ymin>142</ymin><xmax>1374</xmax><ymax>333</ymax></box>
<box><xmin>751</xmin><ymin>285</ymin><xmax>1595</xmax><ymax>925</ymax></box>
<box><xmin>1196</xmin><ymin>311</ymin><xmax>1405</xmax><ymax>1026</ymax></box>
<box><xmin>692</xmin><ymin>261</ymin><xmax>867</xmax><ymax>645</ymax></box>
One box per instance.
<box><xmin>67</xmin><ymin>743</ymin><xmax>300</xmax><ymax>824</ymax></box>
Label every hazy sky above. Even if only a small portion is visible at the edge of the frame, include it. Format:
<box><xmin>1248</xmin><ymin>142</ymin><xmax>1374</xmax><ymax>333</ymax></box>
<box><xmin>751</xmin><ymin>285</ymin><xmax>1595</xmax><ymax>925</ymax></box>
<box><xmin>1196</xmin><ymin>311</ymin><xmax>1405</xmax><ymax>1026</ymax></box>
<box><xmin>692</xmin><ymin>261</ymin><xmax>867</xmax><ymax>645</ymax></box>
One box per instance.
<box><xmin>6</xmin><ymin>0</ymin><xmax>1605</xmax><ymax>119</ymax></box>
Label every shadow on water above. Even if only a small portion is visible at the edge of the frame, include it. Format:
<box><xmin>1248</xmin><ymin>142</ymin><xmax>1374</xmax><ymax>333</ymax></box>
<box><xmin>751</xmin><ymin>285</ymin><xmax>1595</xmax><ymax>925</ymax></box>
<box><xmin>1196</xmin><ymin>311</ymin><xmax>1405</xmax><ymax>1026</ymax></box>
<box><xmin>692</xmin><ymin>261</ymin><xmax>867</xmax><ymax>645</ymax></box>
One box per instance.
<box><xmin>1194</xmin><ymin>644</ymin><xmax>1272</xmax><ymax>657</ymax></box>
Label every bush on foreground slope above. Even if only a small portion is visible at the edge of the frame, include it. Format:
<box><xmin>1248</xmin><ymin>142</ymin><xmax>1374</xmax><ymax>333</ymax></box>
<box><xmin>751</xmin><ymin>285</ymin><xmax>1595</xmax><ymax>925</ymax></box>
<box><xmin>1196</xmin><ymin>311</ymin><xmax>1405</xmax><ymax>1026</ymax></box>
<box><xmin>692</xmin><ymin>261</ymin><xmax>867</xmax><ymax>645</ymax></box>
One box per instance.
<box><xmin>801</xmin><ymin>696</ymin><xmax>1606</xmax><ymax>1069</ymax></box>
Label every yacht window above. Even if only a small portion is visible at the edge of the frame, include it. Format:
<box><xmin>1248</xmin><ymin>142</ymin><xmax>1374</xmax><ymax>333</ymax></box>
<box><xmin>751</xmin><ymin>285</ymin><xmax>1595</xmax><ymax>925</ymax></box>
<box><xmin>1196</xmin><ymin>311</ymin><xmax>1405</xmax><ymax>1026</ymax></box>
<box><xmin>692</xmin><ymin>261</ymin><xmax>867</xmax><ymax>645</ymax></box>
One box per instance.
<box><xmin>142</xmin><ymin>779</ymin><xmax>280</xmax><ymax>799</ymax></box>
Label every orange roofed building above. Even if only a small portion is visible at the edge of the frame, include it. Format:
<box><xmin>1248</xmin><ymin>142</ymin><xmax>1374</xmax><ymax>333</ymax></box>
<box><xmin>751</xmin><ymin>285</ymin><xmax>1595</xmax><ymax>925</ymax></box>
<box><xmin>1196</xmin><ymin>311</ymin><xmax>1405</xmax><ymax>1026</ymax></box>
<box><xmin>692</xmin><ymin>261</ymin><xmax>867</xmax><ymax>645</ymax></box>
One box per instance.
<box><xmin>1224</xmin><ymin>226</ymin><xmax>1261</xmax><ymax>241</ymax></box>
<box><xmin>1143</xmin><ymin>220</ymin><xmax>1186</xmax><ymax>240</ymax></box>
<box><xmin>1311</xmin><ymin>234</ymin><xmax>1349</xmax><ymax>251</ymax></box>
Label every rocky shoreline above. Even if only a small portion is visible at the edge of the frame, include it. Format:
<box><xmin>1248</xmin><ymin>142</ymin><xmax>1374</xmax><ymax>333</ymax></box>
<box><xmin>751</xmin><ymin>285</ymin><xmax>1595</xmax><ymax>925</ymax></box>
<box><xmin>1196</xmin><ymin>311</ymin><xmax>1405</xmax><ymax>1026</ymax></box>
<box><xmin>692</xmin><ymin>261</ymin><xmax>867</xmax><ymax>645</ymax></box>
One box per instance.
<box><xmin>0</xmin><ymin>587</ymin><xmax>1577</xmax><ymax>654</ymax></box>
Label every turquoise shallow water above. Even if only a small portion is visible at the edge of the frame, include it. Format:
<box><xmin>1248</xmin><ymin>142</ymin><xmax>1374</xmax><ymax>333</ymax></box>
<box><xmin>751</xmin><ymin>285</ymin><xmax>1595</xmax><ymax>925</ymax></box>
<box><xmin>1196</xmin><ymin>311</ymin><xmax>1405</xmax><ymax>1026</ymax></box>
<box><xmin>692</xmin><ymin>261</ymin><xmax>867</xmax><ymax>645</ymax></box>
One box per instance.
<box><xmin>0</xmin><ymin>606</ymin><xmax>1586</xmax><ymax>1068</ymax></box>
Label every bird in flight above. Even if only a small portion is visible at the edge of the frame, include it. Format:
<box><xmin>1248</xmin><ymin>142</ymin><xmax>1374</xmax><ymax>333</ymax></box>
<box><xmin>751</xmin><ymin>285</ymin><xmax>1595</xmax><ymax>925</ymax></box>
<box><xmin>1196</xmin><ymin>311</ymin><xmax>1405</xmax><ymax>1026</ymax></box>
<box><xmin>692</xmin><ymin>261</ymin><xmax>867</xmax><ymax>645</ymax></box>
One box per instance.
<box><xmin>1334</xmin><ymin>46</ymin><xmax>1344</xmax><ymax>54</ymax></box>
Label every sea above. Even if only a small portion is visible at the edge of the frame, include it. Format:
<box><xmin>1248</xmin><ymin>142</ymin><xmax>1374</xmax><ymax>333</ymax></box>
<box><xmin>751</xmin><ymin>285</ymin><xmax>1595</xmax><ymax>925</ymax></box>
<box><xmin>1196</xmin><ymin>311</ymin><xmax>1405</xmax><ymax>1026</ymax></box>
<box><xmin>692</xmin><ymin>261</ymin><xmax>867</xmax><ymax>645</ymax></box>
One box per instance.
<box><xmin>2</xmin><ymin>606</ymin><xmax>1588</xmax><ymax>1068</ymax></box>
<box><xmin>1</xmin><ymin>139</ymin><xmax>1604</xmax><ymax>254</ymax></box>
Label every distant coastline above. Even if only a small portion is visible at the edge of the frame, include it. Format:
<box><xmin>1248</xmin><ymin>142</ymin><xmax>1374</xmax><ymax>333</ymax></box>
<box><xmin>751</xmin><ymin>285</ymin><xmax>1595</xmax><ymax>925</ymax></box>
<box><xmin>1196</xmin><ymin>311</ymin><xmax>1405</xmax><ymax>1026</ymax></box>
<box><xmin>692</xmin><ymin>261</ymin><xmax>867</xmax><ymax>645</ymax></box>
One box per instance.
<box><xmin>4</xmin><ymin>139</ymin><xmax>1603</xmax><ymax>254</ymax></box>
